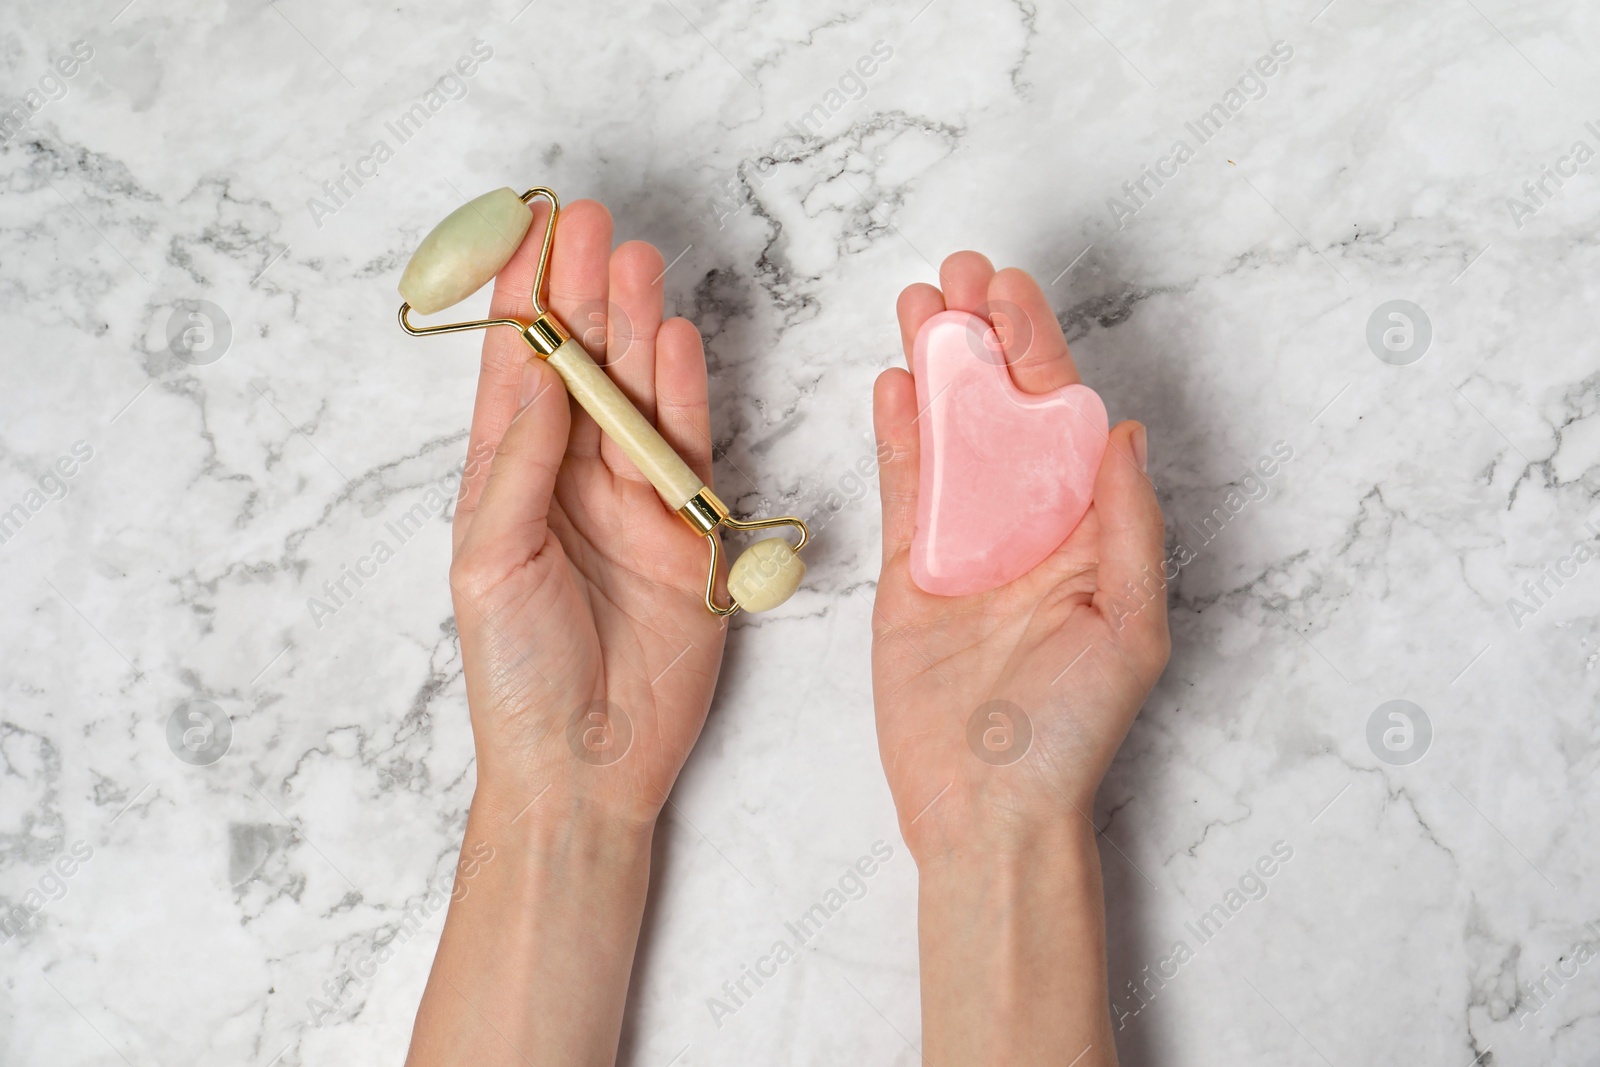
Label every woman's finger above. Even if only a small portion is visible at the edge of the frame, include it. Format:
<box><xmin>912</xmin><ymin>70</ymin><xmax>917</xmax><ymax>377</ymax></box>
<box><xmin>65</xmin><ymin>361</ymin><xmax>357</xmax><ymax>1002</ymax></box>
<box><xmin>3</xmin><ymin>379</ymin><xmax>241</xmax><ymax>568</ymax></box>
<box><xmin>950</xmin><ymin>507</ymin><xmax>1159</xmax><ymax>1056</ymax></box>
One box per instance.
<box><xmin>455</xmin><ymin>197</ymin><xmax>555</xmax><ymax>551</ymax></box>
<box><xmin>936</xmin><ymin>250</ymin><xmax>995</xmax><ymax>313</ymax></box>
<box><xmin>544</xmin><ymin>199</ymin><xmax>614</xmax><ymax>460</ymax></box>
<box><xmin>600</xmin><ymin>241</ymin><xmax>665</xmax><ymax>479</ymax></box>
<box><xmin>987</xmin><ymin>267</ymin><xmax>1080</xmax><ymax>393</ymax></box>
<box><xmin>454</xmin><ymin>358</ymin><xmax>573</xmax><ymax>584</ymax></box>
<box><xmin>654</xmin><ymin>317</ymin><xmax>714</xmax><ymax>488</ymax></box>
<box><xmin>874</xmin><ymin>367</ymin><xmax>920</xmax><ymax>567</ymax></box>
<box><xmin>1089</xmin><ymin>421</ymin><xmax>1168</xmax><ymax>675</ymax></box>
<box><xmin>896</xmin><ymin>283</ymin><xmax>945</xmax><ymax>371</ymax></box>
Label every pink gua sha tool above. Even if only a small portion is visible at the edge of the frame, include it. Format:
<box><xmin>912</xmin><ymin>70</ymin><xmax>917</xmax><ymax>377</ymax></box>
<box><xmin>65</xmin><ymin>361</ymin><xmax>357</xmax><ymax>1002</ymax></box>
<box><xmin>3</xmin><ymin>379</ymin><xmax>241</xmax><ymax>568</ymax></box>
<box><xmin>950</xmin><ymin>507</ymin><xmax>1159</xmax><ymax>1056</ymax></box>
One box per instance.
<box><xmin>909</xmin><ymin>310</ymin><xmax>1109</xmax><ymax>597</ymax></box>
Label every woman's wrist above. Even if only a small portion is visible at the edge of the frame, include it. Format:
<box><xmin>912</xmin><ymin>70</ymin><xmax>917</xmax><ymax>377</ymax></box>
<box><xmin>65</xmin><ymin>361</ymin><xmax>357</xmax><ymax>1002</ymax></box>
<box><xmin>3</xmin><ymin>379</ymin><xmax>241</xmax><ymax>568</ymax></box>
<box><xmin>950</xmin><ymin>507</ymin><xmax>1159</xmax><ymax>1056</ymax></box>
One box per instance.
<box><xmin>901</xmin><ymin>775</ymin><xmax>1100</xmax><ymax>871</ymax></box>
<box><xmin>405</xmin><ymin>784</ymin><xmax>658</xmax><ymax>1066</ymax></box>
<box><xmin>916</xmin><ymin>813</ymin><xmax>1116</xmax><ymax>1066</ymax></box>
<box><xmin>915</xmin><ymin>810</ymin><xmax>1098</xmax><ymax>891</ymax></box>
<box><xmin>469</xmin><ymin>776</ymin><xmax>661</xmax><ymax>858</ymax></box>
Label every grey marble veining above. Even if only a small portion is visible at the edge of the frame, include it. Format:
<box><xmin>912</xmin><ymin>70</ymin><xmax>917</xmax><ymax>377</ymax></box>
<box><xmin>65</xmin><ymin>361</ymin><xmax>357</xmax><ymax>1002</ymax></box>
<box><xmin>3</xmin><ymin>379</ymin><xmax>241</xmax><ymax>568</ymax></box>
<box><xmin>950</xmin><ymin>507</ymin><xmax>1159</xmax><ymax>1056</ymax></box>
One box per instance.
<box><xmin>2</xmin><ymin>0</ymin><xmax>1598</xmax><ymax>1064</ymax></box>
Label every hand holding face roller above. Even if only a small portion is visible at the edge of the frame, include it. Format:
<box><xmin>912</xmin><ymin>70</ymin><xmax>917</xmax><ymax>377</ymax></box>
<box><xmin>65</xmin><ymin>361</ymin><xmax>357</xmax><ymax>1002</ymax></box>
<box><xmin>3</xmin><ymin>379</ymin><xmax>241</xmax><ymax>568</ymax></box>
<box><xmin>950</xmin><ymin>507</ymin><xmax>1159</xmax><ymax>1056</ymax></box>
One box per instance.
<box><xmin>398</xmin><ymin>187</ymin><xmax>808</xmax><ymax>615</ymax></box>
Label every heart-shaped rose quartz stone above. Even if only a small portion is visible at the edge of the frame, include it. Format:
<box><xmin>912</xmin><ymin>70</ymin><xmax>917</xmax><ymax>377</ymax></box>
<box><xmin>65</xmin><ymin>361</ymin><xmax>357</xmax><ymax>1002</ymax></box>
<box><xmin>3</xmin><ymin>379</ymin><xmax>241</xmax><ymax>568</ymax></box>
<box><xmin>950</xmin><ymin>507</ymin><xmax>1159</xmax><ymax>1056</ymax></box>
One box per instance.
<box><xmin>909</xmin><ymin>310</ymin><xmax>1108</xmax><ymax>597</ymax></box>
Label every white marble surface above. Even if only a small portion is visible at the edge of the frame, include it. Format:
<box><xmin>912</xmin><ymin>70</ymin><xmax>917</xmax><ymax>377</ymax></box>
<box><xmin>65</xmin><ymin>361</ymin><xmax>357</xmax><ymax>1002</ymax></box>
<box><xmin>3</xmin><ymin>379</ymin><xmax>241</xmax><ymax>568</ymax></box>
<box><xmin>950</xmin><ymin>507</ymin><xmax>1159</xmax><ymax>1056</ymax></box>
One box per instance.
<box><xmin>3</xmin><ymin>0</ymin><xmax>1599</xmax><ymax>1064</ymax></box>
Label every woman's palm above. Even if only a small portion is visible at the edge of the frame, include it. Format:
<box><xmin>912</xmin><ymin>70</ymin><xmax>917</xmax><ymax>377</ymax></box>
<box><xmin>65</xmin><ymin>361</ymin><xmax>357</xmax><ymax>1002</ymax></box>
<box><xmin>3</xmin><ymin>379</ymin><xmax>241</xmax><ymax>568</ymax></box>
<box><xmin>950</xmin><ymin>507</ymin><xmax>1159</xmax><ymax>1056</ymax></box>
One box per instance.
<box><xmin>447</xmin><ymin>201</ymin><xmax>728</xmax><ymax>824</ymax></box>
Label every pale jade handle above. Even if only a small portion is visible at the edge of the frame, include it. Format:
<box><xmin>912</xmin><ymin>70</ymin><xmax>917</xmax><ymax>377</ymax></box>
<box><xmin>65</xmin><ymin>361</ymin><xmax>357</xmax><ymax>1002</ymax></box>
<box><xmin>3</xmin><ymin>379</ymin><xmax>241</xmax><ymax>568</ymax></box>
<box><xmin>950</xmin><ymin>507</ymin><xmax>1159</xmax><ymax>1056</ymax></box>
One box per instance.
<box><xmin>548</xmin><ymin>339</ymin><xmax>807</xmax><ymax>612</ymax></box>
<box><xmin>544</xmin><ymin>338</ymin><xmax>704</xmax><ymax>509</ymax></box>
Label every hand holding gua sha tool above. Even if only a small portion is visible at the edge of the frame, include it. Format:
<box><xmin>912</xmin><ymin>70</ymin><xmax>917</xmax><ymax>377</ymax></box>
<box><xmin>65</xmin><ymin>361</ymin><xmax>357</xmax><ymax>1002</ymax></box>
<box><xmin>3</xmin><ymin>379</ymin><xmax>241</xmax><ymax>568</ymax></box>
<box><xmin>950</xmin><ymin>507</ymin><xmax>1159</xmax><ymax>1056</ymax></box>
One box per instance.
<box><xmin>397</xmin><ymin>187</ymin><xmax>809</xmax><ymax>616</ymax></box>
<box><xmin>909</xmin><ymin>310</ymin><xmax>1108</xmax><ymax>597</ymax></box>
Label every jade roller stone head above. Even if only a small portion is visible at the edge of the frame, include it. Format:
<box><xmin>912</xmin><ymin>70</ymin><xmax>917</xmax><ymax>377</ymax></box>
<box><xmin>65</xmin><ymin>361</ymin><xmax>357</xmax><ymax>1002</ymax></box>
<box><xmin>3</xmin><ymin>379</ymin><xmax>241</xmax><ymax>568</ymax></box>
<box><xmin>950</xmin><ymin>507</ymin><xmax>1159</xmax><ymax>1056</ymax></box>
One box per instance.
<box><xmin>396</xmin><ymin>186</ymin><xmax>810</xmax><ymax>616</ymax></box>
<box><xmin>399</xmin><ymin>188</ymin><xmax>535</xmax><ymax>315</ymax></box>
<box><xmin>726</xmin><ymin>536</ymin><xmax>806</xmax><ymax>613</ymax></box>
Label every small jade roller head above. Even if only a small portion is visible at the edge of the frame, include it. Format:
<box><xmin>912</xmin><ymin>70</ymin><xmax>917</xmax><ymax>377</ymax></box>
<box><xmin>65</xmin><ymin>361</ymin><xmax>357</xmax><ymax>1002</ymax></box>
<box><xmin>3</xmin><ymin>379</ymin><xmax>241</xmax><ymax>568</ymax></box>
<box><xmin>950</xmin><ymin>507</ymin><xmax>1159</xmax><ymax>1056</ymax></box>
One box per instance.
<box><xmin>395</xmin><ymin>186</ymin><xmax>811</xmax><ymax>616</ymax></box>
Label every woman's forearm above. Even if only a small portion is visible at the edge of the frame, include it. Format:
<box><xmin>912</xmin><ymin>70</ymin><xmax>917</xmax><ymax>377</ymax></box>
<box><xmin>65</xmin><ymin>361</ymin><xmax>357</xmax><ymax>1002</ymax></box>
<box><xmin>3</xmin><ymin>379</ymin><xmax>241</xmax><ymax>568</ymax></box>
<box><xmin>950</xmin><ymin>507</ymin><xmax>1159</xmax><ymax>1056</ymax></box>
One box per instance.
<box><xmin>917</xmin><ymin>820</ymin><xmax>1116</xmax><ymax>1067</ymax></box>
<box><xmin>405</xmin><ymin>790</ymin><xmax>655</xmax><ymax>1067</ymax></box>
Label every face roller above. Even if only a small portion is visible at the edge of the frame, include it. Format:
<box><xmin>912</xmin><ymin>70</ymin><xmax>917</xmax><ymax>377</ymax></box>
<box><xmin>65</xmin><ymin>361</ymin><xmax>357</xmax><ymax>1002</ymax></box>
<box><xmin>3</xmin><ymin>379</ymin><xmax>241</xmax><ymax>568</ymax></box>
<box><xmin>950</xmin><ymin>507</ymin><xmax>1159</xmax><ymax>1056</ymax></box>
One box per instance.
<box><xmin>398</xmin><ymin>187</ymin><xmax>808</xmax><ymax>616</ymax></box>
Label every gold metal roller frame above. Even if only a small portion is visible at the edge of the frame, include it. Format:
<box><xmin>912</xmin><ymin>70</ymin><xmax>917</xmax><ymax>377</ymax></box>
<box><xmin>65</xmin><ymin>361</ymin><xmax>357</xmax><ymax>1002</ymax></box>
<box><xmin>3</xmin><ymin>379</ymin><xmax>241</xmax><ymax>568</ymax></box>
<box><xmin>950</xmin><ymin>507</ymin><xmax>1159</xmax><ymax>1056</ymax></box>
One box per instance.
<box><xmin>397</xmin><ymin>187</ymin><xmax>809</xmax><ymax>616</ymax></box>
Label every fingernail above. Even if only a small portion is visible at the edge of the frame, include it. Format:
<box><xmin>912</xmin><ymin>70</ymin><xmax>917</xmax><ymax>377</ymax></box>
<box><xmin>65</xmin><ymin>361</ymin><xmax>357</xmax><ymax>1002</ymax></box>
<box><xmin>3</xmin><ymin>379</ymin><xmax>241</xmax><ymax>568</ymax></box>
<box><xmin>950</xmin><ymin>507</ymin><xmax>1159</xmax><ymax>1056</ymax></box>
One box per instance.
<box><xmin>1131</xmin><ymin>423</ymin><xmax>1148</xmax><ymax>472</ymax></box>
<box><xmin>518</xmin><ymin>361</ymin><xmax>541</xmax><ymax>410</ymax></box>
